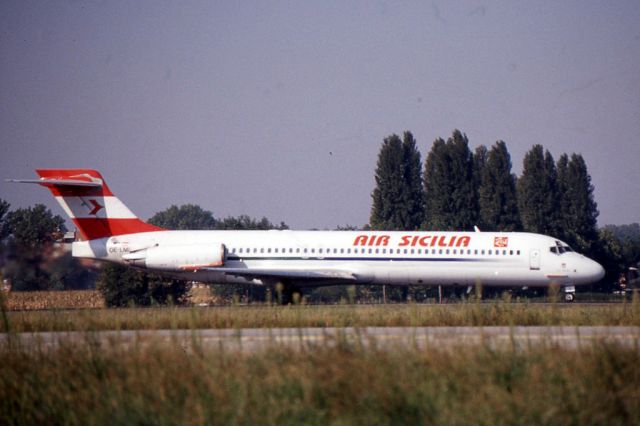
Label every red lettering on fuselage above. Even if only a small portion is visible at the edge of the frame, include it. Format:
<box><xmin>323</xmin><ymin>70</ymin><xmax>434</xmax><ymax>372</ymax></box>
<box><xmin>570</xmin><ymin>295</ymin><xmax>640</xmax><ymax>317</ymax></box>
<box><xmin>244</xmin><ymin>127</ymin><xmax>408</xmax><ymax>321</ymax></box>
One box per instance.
<box><xmin>354</xmin><ymin>234</ymin><xmax>471</xmax><ymax>248</ymax></box>
<box><xmin>353</xmin><ymin>235</ymin><xmax>391</xmax><ymax>246</ymax></box>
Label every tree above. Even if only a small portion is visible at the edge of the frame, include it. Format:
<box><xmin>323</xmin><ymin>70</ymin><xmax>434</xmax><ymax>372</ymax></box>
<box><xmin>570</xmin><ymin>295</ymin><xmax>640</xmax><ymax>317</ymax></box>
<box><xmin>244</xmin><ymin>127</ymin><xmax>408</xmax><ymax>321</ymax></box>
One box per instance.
<box><xmin>3</xmin><ymin>204</ymin><xmax>66</xmax><ymax>291</ymax></box>
<box><xmin>0</xmin><ymin>199</ymin><xmax>10</xmax><ymax>242</ymax></box>
<box><xmin>401</xmin><ymin>131</ymin><xmax>425</xmax><ymax>230</ymax></box>
<box><xmin>472</xmin><ymin>145</ymin><xmax>488</xmax><ymax>228</ymax></box>
<box><xmin>556</xmin><ymin>154</ymin><xmax>570</xmax><ymax>242</ymax></box>
<box><xmin>478</xmin><ymin>141</ymin><xmax>521</xmax><ymax>231</ymax></box>
<box><xmin>148</xmin><ymin>204</ymin><xmax>217</xmax><ymax>230</ymax></box>
<box><xmin>97</xmin><ymin>263</ymin><xmax>187</xmax><ymax>307</ymax></box>
<box><xmin>0</xmin><ymin>199</ymin><xmax>10</xmax><ymax>272</ymax></box>
<box><xmin>3</xmin><ymin>204</ymin><xmax>67</xmax><ymax>291</ymax></box>
<box><xmin>216</xmin><ymin>215</ymin><xmax>288</xmax><ymax>230</ymax></box>
<box><xmin>6</xmin><ymin>204</ymin><xmax>66</xmax><ymax>252</ymax></box>
<box><xmin>517</xmin><ymin>145</ymin><xmax>559</xmax><ymax>236</ymax></box>
<box><xmin>370</xmin><ymin>132</ymin><xmax>424</xmax><ymax>230</ymax></box>
<box><xmin>423</xmin><ymin>137</ymin><xmax>449</xmax><ymax>229</ymax></box>
<box><xmin>557</xmin><ymin>154</ymin><xmax>599</xmax><ymax>254</ymax></box>
<box><xmin>423</xmin><ymin>130</ymin><xmax>476</xmax><ymax>230</ymax></box>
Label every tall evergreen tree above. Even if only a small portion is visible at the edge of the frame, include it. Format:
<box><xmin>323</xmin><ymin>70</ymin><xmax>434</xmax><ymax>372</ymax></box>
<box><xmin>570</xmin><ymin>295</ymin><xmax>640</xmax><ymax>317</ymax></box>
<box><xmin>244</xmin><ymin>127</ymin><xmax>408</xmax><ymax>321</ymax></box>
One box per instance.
<box><xmin>517</xmin><ymin>145</ymin><xmax>559</xmax><ymax>236</ymax></box>
<box><xmin>555</xmin><ymin>154</ymin><xmax>570</xmax><ymax>242</ymax></box>
<box><xmin>423</xmin><ymin>130</ymin><xmax>476</xmax><ymax>230</ymax></box>
<box><xmin>370</xmin><ymin>132</ymin><xmax>423</xmax><ymax>230</ymax></box>
<box><xmin>559</xmin><ymin>154</ymin><xmax>599</xmax><ymax>254</ymax></box>
<box><xmin>472</xmin><ymin>145</ymin><xmax>488</xmax><ymax>227</ymax></box>
<box><xmin>478</xmin><ymin>141</ymin><xmax>521</xmax><ymax>231</ymax></box>
<box><xmin>401</xmin><ymin>131</ymin><xmax>425</xmax><ymax>230</ymax></box>
<box><xmin>423</xmin><ymin>137</ymin><xmax>449</xmax><ymax>229</ymax></box>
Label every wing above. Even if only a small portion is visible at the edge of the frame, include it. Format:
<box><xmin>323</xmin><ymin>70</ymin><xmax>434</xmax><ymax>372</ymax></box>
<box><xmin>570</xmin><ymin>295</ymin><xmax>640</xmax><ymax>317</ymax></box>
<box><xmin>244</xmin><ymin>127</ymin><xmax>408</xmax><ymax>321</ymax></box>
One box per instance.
<box><xmin>204</xmin><ymin>267</ymin><xmax>358</xmax><ymax>283</ymax></box>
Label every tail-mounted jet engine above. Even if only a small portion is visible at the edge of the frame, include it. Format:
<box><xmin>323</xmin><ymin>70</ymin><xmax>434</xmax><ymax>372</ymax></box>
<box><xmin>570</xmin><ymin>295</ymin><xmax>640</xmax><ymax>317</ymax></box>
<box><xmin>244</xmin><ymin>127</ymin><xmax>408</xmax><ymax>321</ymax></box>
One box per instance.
<box><xmin>123</xmin><ymin>244</ymin><xmax>226</xmax><ymax>271</ymax></box>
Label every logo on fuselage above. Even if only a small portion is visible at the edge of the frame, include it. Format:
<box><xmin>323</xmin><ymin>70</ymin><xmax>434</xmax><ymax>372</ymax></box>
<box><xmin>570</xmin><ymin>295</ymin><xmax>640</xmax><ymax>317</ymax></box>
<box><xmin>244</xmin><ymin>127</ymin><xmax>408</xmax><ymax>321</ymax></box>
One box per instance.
<box><xmin>353</xmin><ymin>234</ymin><xmax>471</xmax><ymax>248</ymax></box>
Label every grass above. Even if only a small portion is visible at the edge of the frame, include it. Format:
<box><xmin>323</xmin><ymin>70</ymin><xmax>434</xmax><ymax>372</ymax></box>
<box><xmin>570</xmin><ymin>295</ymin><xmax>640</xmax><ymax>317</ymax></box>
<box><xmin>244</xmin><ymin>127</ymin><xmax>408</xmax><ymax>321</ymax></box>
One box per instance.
<box><xmin>2</xmin><ymin>301</ymin><xmax>640</xmax><ymax>332</ymax></box>
<box><xmin>1</xmin><ymin>335</ymin><xmax>638</xmax><ymax>425</ymax></box>
<box><xmin>3</xmin><ymin>290</ymin><xmax>105</xmax><ymax>310</ymax></box>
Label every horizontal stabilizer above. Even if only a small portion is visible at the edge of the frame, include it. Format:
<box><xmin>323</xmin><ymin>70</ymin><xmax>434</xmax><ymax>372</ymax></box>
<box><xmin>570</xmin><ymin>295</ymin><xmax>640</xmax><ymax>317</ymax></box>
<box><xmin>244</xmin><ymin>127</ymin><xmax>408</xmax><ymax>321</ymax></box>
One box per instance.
<box><xmin>6</xmin><ymin>178</ymin><xmax>102</xmax><ymax>187</ymax></box>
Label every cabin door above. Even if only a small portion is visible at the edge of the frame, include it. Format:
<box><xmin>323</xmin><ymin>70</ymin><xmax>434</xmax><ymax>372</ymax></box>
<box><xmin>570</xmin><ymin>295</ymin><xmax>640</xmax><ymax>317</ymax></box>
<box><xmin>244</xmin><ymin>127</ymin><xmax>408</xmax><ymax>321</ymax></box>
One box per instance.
<box><xmin>529</xmin><ymin>249</ymin><xmax>541</xmax><ymax>270</ymax></box>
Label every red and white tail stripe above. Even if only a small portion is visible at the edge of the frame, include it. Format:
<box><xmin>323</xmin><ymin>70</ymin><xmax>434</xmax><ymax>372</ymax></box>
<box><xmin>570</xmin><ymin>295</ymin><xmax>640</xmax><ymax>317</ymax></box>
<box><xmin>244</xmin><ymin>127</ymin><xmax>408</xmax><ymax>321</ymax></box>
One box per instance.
<box><xmin>32</xmin><ymin>169</ymin><xmax>163</xmax><ymax>240</ymax></box>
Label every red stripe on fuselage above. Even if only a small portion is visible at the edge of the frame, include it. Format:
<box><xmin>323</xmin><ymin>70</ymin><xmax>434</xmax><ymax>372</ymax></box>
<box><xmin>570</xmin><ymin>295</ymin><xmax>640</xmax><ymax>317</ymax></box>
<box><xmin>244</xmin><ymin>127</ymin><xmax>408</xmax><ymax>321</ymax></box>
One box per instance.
<box><xmin>73</xmin><ymin>218</ymin><xmax>163</xmax><ymax>240</ymax></box>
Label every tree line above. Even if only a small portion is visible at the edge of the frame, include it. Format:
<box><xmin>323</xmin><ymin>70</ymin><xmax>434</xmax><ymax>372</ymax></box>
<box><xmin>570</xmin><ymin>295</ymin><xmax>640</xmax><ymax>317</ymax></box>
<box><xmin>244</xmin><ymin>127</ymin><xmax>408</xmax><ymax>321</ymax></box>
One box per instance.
<box><xmin>370</xmin><ymin>130</ymin><xmax>597</xmax><ymax>246</ymax></box>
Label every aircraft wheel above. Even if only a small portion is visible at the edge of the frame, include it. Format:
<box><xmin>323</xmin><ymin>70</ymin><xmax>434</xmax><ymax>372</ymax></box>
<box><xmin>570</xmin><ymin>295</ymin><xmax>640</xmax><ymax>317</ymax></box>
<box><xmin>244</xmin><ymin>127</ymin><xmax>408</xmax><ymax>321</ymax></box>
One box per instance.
<box><xmin>564</xmin><ymin>292</ymin><xmax>575</xmax><ymax>303</ymax></box>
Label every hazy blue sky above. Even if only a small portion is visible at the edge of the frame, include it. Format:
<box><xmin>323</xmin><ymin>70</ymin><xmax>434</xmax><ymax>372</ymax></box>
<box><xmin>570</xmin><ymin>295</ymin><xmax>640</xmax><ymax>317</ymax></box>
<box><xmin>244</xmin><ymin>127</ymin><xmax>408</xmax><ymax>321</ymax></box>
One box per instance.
<box><xmin>1</xmin><ymin>1</ymin><xmax>639</xmax><ymax>230</ymax></box>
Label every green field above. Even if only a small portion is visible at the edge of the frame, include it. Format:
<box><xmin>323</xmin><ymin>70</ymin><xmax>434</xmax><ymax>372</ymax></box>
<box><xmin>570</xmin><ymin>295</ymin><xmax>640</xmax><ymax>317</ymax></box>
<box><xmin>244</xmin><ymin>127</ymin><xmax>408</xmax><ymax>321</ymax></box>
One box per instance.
<box><xmin>3</xmin><ymin>302</ymin><xmax>640</xmax><ymax>333</ymax></box>
<box><xmin>2</xmin><ymin>302</ymin><xmax>640</xmax><ymax>424</ymax></box>
<box><xmin>1</xmin><ymin>334</ymin><xmax>638</xmax><ymax>425</ymax></box>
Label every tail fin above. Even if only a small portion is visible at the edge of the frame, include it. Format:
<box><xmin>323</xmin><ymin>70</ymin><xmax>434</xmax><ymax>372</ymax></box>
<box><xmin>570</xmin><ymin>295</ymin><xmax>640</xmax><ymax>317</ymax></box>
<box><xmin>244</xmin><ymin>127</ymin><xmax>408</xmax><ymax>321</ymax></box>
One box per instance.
<box><xmin>10</xmin><ymin>169</ymin><xmax>163</xmax><ymax>240</ymax></box>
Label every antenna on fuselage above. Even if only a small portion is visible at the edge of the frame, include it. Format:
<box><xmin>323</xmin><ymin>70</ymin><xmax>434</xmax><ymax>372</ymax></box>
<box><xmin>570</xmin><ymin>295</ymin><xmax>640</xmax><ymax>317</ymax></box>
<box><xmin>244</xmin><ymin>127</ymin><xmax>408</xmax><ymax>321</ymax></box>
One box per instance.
<box><xmin>473</xmin><ymin>226</ymin><xmax>481</xmax><ymax>233</ymax></box>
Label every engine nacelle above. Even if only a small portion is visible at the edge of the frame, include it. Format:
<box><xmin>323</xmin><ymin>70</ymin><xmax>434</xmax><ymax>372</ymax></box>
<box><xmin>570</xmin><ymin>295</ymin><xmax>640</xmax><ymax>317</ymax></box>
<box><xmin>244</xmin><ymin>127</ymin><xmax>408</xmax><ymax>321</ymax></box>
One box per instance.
<box><xmin>125</xmin><ymin>244</ymin><xmax>226</xmax><ymax>271</ymax></box>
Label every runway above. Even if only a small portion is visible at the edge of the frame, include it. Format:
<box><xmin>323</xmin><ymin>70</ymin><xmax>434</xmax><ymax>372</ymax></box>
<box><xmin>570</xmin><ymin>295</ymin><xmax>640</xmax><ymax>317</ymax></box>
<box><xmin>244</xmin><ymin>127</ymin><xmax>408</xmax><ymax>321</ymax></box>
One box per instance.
<box><xmin>3</xmin><ymin>326</ymin><xmax>639</xmax><ymax>352</ymax></box>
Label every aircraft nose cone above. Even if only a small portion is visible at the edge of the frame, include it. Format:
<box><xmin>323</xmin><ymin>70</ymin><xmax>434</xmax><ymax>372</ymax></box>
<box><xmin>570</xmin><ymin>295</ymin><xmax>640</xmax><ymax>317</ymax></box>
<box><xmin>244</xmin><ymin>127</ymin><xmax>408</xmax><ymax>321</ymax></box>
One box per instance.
<box><xmin>583</xmin><ymin>259</ymin><xmax>605</xmax><ymax>283</ymax></box>
<box><xmin>593</xmin><ymin>261</ymin><xmax>605</xmax><ymax>282</ymax></box>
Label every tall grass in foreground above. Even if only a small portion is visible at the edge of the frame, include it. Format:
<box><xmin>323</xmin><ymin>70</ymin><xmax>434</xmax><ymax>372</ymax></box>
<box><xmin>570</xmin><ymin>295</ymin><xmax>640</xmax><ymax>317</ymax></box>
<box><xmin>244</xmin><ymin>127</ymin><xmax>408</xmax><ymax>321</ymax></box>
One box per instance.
<box><xmin>4</xmin><ymin>302</ymin><xmax>640</xmax><ymax>332</ymax></box>
<box><xmin>1</xmin><ymin>337</ymin><xmax>638</xmax><ymax>425</ymax></box>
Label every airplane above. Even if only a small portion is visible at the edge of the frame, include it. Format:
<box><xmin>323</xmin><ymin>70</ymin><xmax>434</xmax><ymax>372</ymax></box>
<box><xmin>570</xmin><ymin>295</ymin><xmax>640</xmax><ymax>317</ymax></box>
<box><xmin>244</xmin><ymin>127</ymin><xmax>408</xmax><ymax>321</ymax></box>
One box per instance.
<box><xmin>9</xmin><ymin>169</ymin><xmax>605</xmax><ymax>303</ymax></box>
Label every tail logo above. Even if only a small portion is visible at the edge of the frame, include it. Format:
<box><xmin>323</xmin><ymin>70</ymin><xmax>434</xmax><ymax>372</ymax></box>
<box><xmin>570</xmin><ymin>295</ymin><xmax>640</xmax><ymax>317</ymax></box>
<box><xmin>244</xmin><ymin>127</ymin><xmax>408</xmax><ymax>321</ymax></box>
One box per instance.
<box><xmin>87</xmin><ymin>199</ymin><xmax>104</xmax><ymax>216</ymax></box>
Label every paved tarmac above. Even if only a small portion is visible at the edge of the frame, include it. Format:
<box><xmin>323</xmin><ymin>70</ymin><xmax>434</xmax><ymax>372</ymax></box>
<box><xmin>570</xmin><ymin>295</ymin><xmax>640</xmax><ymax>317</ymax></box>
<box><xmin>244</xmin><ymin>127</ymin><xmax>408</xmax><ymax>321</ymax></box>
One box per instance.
<box><xmin>2</xmin><ymin>326</ymin><xmax>639</xmax><ymax>352</ymax></box>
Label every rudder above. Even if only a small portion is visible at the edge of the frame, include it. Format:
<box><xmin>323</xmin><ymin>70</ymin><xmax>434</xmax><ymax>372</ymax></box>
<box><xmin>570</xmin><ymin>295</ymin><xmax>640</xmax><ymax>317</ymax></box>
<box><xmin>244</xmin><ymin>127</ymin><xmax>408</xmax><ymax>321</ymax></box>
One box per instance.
<box><xmin>32</xmin><ymin>169</ymin><xmax>163</xmax><ymax>240</ymax></box>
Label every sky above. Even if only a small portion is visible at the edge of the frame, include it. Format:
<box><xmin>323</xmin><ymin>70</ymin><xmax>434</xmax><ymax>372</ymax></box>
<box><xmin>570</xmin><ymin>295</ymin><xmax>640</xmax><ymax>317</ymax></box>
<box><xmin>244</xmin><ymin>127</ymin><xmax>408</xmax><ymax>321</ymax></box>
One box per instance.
<box><xmin>1</xmin><ymin>1</ymin><xmax>639</xmax><ymax>230</ymax></box>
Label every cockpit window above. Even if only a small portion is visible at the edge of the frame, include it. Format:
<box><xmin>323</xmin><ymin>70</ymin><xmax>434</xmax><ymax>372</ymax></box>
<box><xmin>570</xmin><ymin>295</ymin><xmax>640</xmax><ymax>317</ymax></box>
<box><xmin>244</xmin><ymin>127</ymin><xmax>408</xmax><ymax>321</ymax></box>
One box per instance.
<box><xmin>551</xmin><ymin>241</ymin><xmax>575</xmax><ymax>255</ymax></box>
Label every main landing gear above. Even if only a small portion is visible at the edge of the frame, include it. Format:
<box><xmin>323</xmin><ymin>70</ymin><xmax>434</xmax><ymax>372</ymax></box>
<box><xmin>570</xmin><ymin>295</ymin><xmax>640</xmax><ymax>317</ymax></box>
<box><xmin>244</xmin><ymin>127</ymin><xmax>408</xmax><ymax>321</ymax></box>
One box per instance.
<box><xmin>563</xmin><ymin>285</ymin><xmax>576</xmax><ymax>303</ymax></box>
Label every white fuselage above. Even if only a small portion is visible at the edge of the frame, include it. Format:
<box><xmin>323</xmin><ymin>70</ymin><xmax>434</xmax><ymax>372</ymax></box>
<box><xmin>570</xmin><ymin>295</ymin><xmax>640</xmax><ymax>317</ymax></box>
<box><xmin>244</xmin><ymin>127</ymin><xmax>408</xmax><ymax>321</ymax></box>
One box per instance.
<box><xmin>72</xmin><ymin>230</ymin><xmax>605</xmax><ymax>288</ymax></box>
